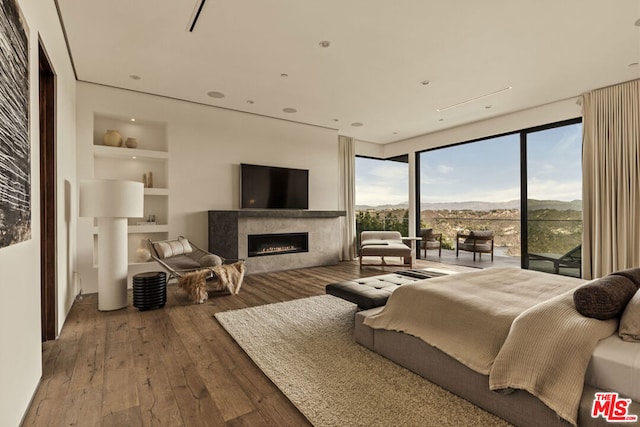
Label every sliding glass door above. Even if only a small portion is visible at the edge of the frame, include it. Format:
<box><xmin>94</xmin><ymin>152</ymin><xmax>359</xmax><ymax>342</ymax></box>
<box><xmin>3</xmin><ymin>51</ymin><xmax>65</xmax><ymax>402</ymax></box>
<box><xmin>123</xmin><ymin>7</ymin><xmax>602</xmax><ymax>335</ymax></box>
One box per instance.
<box><xmin>524</xmin><ymin>121</ymin><xmax>583</xmax><ymax>277</ymax></box>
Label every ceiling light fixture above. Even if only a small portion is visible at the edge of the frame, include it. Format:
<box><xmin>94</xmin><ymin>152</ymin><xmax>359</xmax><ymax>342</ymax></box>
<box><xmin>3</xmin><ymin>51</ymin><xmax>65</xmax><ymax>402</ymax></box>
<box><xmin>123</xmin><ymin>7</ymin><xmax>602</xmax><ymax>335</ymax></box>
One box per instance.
<box><xmin>130</xmin><ymin>118</ymin><xmax>136</xmax><ymax>122</ymax></box>
<box><xmin>351</xmin><ymin>122</ymin><xmax>363</xmax><ymax>127</ymax></box>
<box><xmin>319</xmin><ymin>40</ymin><xmax>331</xmax><ymax>48</ymax></box>
<box><xmin>129</xmin><ymin>75</ymin><xmax>141</xmax><ymax>80</ymax></box>
<box><xmin>187</xmin><ymin>0</ymin><xmax>207</xmax><ymax>32</ymax></box>
<box><xmin>280</xmin><ymin>73</ymin><xmax>289</xmax><ymax>78</ymax></box>
<box><xmin>421</xmin><ymin>80</ymin><xmax>431</xmax><ymax>86</ymax></box>
<box><xmin>282</xmin><ymin>107</ymin><xmax>297</xmax><ymax>113</ymax></box>
<box><xmin>207</xmin><ymin>91</ymin><xmax>225</xmax><ymax>98</ymax></box>
<box><xmin>436</xmin><ymin>86</ymin><xmax>512</xmax><ymax>112</ymax></box>
<box><xmin>246</xmin><ymin>100</ymin><xmax>255</xmax><ymax>104</ymax></box>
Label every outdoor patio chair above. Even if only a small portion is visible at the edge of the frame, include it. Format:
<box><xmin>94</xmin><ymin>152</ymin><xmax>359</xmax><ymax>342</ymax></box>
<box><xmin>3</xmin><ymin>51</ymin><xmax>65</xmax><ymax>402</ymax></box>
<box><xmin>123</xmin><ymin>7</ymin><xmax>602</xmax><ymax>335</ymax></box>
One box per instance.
<box><xmin>420</xmin><ymin>228</ymin><xmax>442</xmax><ymax>257</ymax></box>
<box><xmin>456</xmin><ymin>230</ymin><xmax>494</xmax><ymax>261</ymax></box>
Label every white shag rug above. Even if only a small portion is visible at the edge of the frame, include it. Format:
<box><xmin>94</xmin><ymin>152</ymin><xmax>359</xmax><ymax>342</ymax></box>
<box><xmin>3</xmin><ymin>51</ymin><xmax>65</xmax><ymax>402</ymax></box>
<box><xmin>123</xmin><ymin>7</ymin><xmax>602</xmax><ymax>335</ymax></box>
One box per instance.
<box><xmin>214</xmin><ymin>295</ymin><xmax>510</xmax><ymax>427</ymax></box>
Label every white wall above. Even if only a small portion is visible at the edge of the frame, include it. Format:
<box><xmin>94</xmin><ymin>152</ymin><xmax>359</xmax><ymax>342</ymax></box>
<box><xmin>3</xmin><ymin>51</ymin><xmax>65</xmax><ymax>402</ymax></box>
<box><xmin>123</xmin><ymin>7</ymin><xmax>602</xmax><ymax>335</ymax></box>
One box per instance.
<box><xmin>76</xmin><ymin>82</ymin><xmax>340</xmax><ymax>293</ymax></box>
<box><xmin>0</xmin><ymin>0</ymin><xmax>77</xmax><ymax>426</ymax></box>
<box><xmin>383</xmin><ymin>98</ymin><xmax>582</xmax><ymax>158</ymax></box>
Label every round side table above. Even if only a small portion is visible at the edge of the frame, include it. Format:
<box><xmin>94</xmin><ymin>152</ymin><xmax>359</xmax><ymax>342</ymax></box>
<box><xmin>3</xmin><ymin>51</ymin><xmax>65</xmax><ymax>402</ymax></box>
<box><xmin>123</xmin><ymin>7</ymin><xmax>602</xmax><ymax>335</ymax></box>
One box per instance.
<box><xmin>132</xmin><ymin>271</ymin><xmax>167</xmax><ymax>311</ymax></box>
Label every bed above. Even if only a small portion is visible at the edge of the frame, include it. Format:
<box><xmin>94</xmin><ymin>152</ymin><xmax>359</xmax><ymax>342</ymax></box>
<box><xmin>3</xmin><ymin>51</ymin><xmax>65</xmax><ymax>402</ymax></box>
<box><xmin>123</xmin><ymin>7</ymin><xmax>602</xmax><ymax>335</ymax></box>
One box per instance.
<box><xmin>354</xmin><ymin>267</ymin><xmax>640</xmax><ymax>426</ymax></box>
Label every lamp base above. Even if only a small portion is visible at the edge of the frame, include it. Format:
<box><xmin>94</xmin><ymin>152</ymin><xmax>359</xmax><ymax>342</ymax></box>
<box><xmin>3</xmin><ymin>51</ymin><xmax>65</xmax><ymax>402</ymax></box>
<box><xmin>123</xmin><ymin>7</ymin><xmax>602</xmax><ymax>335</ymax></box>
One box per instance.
<box><xmin>97</xmin><ymin>217</ymin><xmax>129</xmax><ymax>311</ymax></box>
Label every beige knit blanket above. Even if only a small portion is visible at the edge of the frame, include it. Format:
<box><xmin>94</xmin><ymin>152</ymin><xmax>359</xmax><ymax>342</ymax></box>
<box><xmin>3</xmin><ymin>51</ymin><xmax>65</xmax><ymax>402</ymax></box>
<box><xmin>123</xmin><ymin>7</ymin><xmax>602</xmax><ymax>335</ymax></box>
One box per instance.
<box><xmin>489</xmin><ymin>289</ymin><xmax>618</xmax><ymax>426</ymax></box>
<box><xmin>363</xmin><ymin>268</ymin><xmax>584</xmax><ymax>374</ymax></box>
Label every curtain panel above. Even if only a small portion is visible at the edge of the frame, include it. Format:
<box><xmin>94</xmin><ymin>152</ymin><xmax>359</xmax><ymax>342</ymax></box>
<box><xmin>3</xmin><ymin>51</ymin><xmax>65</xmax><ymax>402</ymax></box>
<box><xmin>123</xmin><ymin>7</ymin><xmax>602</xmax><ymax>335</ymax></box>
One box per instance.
<box><xmin>338</xmin><ymin>135</ymin><xmax>356</xmax><ymax>260</ymax></box>
<box><xmin>582</xmin><ymin>79</ymin><xmax>640</xmax><ymax>279</ymax></box>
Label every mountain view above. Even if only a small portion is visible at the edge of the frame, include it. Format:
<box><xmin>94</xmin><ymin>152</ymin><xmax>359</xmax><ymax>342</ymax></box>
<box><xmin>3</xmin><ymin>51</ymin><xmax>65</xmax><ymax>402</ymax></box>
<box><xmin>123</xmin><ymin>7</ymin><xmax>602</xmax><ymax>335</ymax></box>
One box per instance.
<box><xmin>356</xmin><ymin>199</ymin><xmax>582</xmax><ymax>257</ymax></box>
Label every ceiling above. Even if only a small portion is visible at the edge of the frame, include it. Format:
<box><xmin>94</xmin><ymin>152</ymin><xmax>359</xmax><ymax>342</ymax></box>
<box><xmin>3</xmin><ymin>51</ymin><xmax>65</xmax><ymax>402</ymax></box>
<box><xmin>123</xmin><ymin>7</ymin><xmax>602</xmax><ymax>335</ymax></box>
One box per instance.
<box><xmin>56</xmin><ymin>0</ymin><xmax>640</xmax><ymax>144</ymax></box>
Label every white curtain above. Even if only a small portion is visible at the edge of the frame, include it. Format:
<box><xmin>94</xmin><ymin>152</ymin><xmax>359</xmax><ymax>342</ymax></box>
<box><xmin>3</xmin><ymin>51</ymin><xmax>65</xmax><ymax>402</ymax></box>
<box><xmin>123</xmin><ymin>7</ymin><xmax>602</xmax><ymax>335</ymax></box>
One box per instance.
<box><xmin>582</xmin><ymin>79</ymin><xmax>640</xmax><ymax>279</ymax></box>
<box><xmin>338</xmin><ymin>135</ymin><xmax>356</xmax><ymax>260</ymax></box>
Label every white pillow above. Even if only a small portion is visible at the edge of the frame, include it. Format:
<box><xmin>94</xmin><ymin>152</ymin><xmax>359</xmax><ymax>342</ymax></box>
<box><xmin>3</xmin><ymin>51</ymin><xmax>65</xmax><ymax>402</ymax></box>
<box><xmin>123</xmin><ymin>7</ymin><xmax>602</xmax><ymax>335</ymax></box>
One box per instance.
<box><xmin>619</xmin><ymin>289</ymin><xmax>640</xmax><ymax>342</ymax></box>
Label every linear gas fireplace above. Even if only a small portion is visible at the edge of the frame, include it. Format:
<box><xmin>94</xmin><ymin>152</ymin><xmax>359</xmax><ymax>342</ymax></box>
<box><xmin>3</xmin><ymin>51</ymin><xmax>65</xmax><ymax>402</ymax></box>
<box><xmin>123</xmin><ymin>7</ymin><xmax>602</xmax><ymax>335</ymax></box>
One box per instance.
<box><xmin>248</xmin><ymin>232</ymin><xmax>309</xmax><ymax>257</ymax></box>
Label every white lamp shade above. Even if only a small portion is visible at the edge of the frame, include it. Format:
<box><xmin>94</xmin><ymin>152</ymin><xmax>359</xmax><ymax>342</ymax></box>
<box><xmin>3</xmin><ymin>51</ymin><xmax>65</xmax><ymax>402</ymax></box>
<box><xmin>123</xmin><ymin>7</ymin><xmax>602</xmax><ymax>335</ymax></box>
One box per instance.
<box><xmin>80</xmin><ymin>179</ymin><xmax>144</xmax><ymax>218</ymax></box>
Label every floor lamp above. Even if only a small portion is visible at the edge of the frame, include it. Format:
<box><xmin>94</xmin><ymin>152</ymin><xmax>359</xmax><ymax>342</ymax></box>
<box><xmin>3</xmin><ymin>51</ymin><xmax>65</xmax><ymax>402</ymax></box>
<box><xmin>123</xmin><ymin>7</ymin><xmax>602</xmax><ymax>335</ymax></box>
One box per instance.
<box><xmin>80</xmin><ymin>179</ymin><xmax>144</xmax><ymax>311</ymax></box>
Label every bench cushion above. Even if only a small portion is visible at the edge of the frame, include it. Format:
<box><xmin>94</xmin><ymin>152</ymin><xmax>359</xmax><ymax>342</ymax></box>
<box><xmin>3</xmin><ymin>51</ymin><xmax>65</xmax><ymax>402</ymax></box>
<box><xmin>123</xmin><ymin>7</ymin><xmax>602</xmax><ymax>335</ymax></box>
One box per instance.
<box><xmin>360</xmin><ymin>242</ymin><xmax>411</xmax><ymax>257</ymax></box>
<box><xmin>326</xmin><ymin>270</ymin><xmax>445</xmax><ymax>310</ymax></box>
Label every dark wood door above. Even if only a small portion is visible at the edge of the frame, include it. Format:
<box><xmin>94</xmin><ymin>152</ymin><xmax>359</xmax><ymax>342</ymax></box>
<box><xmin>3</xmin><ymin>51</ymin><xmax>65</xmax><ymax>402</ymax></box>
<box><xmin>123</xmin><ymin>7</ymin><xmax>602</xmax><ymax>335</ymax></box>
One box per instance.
<box><xmin>39</xmin><ymin>42</ymin><xmax>56</xmax><ymax>341</ymax></box>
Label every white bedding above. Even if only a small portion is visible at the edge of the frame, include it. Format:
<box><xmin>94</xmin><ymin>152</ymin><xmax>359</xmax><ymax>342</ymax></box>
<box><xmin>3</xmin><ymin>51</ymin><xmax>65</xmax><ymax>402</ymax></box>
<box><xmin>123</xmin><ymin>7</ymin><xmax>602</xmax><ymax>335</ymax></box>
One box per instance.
<box><xmin>587</xmin><ymin>334</ymin><xmax>640</xmax><ymax>402</ymax></box>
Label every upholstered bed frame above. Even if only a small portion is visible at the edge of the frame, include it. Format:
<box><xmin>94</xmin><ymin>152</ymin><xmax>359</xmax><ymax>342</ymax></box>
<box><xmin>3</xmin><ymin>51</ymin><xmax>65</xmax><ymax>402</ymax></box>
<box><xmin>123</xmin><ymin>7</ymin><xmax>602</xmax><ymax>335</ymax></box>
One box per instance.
<box><xmin>354</xmin><ymin>307</ymin><xmax>640</xmax><ymax>427</ymax></box>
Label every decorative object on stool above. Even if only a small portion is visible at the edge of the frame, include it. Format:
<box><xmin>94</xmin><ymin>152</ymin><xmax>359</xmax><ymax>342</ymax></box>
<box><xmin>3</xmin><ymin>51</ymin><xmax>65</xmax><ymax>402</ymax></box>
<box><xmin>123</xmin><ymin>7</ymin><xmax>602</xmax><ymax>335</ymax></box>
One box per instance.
<box><xmin>133</xmin><ymin>271</ymin><xmax>166</xmax><ymax>310</ymax></box>
<box><xmin>142</xmin><ymin>173</ymin><xmax>147</xmax><ymax>188</ymax></box>
<box><xmin>148</xmin><ymin>171</ymin><xmax>153</xmax><ymax>188</ymax></box>
<box><xmin>80</xmin><ymin>179</ymin><xmax>144</xmax><ymax>311</ymax></box>
<box><xmin>102</xmin><ymin>129</ymin><xmax>122</xmax><ymax>147</ymax></box>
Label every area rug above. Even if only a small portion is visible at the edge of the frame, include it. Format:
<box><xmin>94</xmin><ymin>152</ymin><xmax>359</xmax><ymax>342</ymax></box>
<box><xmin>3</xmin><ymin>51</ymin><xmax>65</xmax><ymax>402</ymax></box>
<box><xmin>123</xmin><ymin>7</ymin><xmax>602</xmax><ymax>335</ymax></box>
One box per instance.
<box><xmin>214</xmin><ymin>295</ymin><xmax>510</xmax><ymax>427</ymax></box>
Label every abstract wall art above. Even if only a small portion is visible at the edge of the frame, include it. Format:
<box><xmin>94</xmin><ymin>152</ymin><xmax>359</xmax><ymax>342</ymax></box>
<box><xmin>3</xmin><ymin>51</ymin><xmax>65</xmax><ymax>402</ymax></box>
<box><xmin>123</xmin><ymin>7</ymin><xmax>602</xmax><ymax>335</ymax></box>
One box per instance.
<box><xmin>0</xmin><ymin>0</ymin><xmax>30</xmax><ymax>248</ymax></box>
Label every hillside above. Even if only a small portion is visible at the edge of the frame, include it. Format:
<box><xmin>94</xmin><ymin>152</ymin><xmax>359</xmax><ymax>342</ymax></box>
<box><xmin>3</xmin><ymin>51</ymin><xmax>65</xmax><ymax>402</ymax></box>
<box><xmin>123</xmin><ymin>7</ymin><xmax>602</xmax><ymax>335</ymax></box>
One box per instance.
<box><xmin>356</xmin><ymin>199</ymin><xmax>582</xmax><ymax>212</ymax></box>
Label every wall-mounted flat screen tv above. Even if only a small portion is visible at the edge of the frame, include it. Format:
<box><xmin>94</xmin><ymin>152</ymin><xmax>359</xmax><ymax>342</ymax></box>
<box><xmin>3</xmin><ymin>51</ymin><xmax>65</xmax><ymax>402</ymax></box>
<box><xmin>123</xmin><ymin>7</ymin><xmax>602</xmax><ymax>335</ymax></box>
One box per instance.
<box><xmin>241</xmin><ymin>163</ymin><xmax>309</xmax><ymax>209</ymax></box>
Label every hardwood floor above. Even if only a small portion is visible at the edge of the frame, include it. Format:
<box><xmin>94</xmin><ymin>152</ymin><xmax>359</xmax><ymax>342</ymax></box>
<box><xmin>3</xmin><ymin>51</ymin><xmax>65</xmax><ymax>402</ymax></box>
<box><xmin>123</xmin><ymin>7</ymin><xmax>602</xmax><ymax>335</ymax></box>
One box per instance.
<box><xmin>23</xmin><ymin>260</ymin><xmax>472</xmax><ymax>426</ymax></box>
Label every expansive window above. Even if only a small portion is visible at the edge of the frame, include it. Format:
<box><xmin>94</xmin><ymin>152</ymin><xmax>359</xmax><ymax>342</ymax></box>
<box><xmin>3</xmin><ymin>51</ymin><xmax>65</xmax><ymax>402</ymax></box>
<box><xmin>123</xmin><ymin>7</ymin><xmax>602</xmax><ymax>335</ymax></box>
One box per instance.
<box><xmin>419</xmin><ymin>134</ymin><xmax>521</xmax><ymax>255</ymax></box>
<box><xmin>355</xmin><ymin>155</ymin><xmax>409</xmax><ymax>239</ymax></box>
<box><xmin>417</xmin><ymin>119</ymin><xmax>582</xmax><ymax>276</ymax></box>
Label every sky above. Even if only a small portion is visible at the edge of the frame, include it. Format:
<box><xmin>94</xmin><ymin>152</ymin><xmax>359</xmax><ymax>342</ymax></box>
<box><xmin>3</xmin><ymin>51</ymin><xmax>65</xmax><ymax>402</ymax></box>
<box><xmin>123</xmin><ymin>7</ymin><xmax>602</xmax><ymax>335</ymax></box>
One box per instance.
<box><xmin>355</xmin><ymin>123</ymin><xmax>582</xmax><ymax>207</ymax></box>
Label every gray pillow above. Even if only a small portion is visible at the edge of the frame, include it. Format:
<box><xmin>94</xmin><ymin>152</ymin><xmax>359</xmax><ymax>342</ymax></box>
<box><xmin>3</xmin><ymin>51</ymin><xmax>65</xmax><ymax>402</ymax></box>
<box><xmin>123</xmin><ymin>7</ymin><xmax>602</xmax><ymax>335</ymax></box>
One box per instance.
<box><xmin>573</xmin><ymin>275</ymin><xmax>638</xmax><ymax>320</ymax></box>
<box><xmin>199</xmin><ymin>254</ymin><xmax>223</xmax><ymax>267</ymax></box>
<box><xmin>610</xmin><ymin>268</ymin><xmax>640</xmax><ymax>288</ymax></box>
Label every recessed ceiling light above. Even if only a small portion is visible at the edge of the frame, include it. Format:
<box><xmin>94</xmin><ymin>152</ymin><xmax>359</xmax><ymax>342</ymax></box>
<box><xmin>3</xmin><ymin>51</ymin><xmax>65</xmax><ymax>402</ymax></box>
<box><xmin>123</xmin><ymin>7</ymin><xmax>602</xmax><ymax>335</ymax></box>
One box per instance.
<box><xmin>280</xmin><ymin>73</ymin><xmax>289</xmax><ymax>78</ymax></box>
<box><xmin>438</xmin><ymin>118</ymin><xmax>445</xmax><ymax>122</ymax></box>
<box><xmin>351</xmin><ymin>122</ymin><xmax>363</xmax><ymax>127</ymax></box>
<box><xmin>629</xmin><ymin>62</ymin><xmax>639</xmax><ymax>67</ymax></box>
<box><xmin>283</xmin><ymin>107</ymin><xmax>297</xmax><ymax>113</ymax></box>
<box><xmin>485</xmin><ymin>105</ymin><xmax>493</xmax><ymax>109</ymax></box>
<box><xmin>129</xmin><ymin>75</ymin><xmax>141</xmax><ymax>80</ymax></box>
<box><xmin>132</xmin><ymin>156</ymin><xmax>137</xmax><ymax>160</ymax></box>
<box><xmin>130</xmin><ymin>118</ymin><xmax>136</xmax><ymax>122</ymax></box>
<box><xmin>319</xmin><ymin>40</ymin><xmax>331</xmax><ymax>48</ymax></box>
<box><xmin>332</xmin><ymin>118</ymin><xmax>339</xmax><ymax>122</ymax></box>
<box><xmin>392</xmin><ymin>132</ymin><xmax>398</xmax><ymax>135</ymax></box>
<box><xmin>207</xmin><ymin>91</ymin><xmax>225</xmax><ymax>98</ymax></box>
<box><xmin>246</xmin><ymin>100</ymin><xmax>255</xmax><ymax>104</ymax></box>
<box><xmin>421</xmin><ymin>80</ymin><xmax>431</xmax><ymax>86</ymax></box>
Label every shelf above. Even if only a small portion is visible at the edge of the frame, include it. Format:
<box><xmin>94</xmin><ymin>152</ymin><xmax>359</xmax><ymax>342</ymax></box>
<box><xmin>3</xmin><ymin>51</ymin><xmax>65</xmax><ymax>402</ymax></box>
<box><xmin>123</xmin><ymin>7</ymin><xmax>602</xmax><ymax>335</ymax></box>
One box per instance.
<box><xmin>92</xmin><ymin>224</ymin><xmax>169</xmax><ymax>234</ymax></box>
<box><xmin>145</xmin><ymin>188</ymin><xmax>169</xmax><ymax>196</ymax></box>
<box><xmin>93</xmin><ymin>145</ymin><xmax>168</xmax><ymax>160</ymax></box>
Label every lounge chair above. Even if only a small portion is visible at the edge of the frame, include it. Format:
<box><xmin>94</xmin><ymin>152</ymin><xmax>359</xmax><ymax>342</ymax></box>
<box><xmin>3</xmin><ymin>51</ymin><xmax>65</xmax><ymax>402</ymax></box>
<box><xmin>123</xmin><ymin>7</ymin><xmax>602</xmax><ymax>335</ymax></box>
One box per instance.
<box><xmin>359</xmin><ymin>231</ymin><xmax>413</xmax><ymax>268</ymax></box>
<box><xmin>148</xmin><ymin>236</ymin><xmax>241</xmax><ymax>283</ymax></box>
<box><xmin>529</xmin><ymin>244</ymin><xmax>582</xmax><ymax>275</ymax></box>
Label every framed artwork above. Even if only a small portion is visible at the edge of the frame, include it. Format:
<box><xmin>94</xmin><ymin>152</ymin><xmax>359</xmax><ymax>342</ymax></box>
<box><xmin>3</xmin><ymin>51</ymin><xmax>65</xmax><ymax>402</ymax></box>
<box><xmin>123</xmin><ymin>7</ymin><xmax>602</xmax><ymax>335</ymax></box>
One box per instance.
<box><xmin>0</xmin><ymin>0</ymin><xmax>30</xmax><ymax>248</ymax></box>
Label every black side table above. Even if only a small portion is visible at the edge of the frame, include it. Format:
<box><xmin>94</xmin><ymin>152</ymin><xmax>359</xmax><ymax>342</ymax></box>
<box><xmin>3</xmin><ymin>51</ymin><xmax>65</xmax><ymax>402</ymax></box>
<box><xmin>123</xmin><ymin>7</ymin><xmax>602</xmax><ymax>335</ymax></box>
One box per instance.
<box><xmin>133</xmin><ymin>271</ymin><xmax>167</xmax><ymax>311</ymax></box>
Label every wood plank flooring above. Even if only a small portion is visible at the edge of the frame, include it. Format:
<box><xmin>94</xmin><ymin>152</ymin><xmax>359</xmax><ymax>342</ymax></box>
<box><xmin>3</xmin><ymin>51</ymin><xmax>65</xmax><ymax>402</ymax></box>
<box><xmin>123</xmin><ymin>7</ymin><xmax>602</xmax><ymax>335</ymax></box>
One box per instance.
<box><xmin>22</xmin><ymin>260</ymin><xmax>473</xmax><ymax>427</ymax></box>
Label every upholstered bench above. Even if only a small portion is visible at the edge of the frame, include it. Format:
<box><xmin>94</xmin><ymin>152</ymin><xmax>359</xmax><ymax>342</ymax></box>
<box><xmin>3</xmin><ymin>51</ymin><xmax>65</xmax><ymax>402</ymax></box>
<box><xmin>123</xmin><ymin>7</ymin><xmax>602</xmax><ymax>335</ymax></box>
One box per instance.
<box><xmin>326</xmin><ymin>268</ymin><xmax>455</xmax><ymax>309</ymax></box>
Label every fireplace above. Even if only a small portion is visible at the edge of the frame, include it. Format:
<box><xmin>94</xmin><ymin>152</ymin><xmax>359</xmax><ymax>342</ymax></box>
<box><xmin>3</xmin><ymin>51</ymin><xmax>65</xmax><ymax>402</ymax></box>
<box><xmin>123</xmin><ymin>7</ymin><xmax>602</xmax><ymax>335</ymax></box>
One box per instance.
<box><xmin>248</xmin><ymin>232</ymin><xmax>309</xmax><ymax>257</ymax></box>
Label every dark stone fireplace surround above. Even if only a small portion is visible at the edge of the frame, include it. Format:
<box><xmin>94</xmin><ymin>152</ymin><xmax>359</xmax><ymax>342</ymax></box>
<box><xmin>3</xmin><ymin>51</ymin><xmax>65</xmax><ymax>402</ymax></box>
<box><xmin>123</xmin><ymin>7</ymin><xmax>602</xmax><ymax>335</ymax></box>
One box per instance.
<box><xmin>208</xmin><ymin>210</ymin><xmax>346</xmax><ymax>274</ymax></box>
